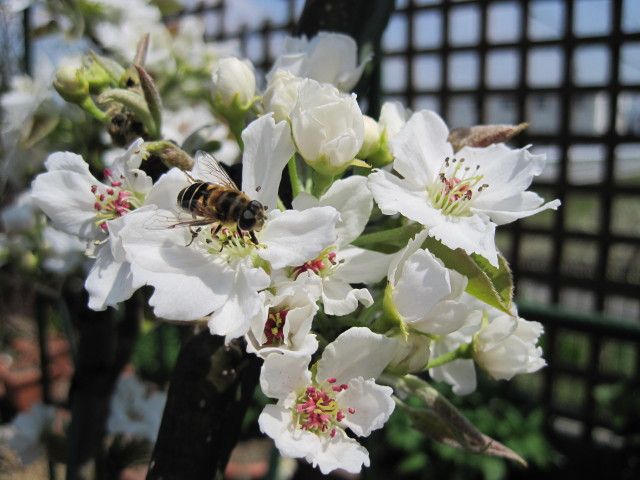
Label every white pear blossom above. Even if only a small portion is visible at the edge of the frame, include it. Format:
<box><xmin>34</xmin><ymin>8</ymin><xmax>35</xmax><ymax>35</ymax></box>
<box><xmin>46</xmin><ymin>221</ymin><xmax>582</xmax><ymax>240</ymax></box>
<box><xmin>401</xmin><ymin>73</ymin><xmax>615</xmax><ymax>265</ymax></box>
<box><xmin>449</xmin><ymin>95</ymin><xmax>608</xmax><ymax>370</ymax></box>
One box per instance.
<box><xmin>30</xmin><ymin>139</ymin><xmax>152</xmax><ymax>310</ymax></box>
<box><xmin>369</xmin><ymin>110</ymin><xmax>560</xmax><ymax>266</ymax></box>
<box><xmin>430</xmin><ymin>298</ymin><xmax>546</xmax><ymax>395</ymax></box>
<box><xmin>387</xmin><ymin>230</ymin><xmax>469</xmax><ymax>335</ymax></box>
<box><xmin>246</xmin><ymin>275</ymin><xmax>322</xmax><ymax>358</ymax></box>
<box><xmin>91</xmin><ymin>0</ymin><xmax>174</xmax><ymax>71</ymax></box>
<box><xmin>171</xmin><ymin>16</ymin><xmax>226</xmax><ymax>70</ymax></box>
<box><xmin>211</xmin><ymin>57</ymin><xmax>256</xmax><ymax>111</ymax></box>
<box><xmin>267</xmin><ymin>32</ymin><xmax>369</xmax><ymax>91</ymax></box>
<box><xmin>288</xmin><ymin>176</ymin><xmax>392</xmax><ymax>316</ymax></box>
<box><xmin>117</xmin><ymin>115</ymin><xmax>339</xmax><ymax>341</ymax></box>
<box><xmin>474</xmin><ymin>311</ymin><xmax>546</xmax><ymax>381</ymax></box>
<box><xmin>291</xmin><ymin>78</ymin><xmax>364</xmax><ymax>177</ymax></box>
<box><xmin>162</xmin><ymin>104</ymin><xmax>216</xmax><ymax>146</ymax></box>
<box><xmin>262</xmin><ymin>69</ymin><xmax>303</xmax><ymax>123</ymax></box>
<box><xmin>258</xmin><ymin>328</ymin><xmax>396</xmax><ymax>474</ymax></box>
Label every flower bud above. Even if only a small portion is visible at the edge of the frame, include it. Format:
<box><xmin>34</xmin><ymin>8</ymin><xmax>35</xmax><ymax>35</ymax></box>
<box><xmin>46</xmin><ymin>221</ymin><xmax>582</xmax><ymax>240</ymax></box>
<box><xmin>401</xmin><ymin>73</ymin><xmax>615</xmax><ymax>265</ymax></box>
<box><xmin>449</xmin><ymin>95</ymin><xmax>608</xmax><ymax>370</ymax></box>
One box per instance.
<box><xmin>388</xmin><ymin>333</ymin><xmax>431</xmax><ymax>375</ymax></box>
<box><xmin>262</xmin><ymin>69</ymin><xmax>302</xmax><ymax>122</ymax></box>
<box><xmin>473</xmin><ymin>314</ymin><xmax>546</xmax><ymax>380</ymax></box>
<box><xmin>211</xmin><ymin>57</ymin><xmax>256</xmax><ymax>115</ymax></box>
<box><xmin>290</xmin><ymin>78</ymin><xmax>364</xmax><ymax>177</ymax></box>
<box><xmin>358</xmin><ymin>115</ymin><xmax>382</xmax><ymax>159</ymax></box>
<box><xmin>53</xmin><ymin>62</ymin><xmax>89</xmax><ymax>104</ymax></box>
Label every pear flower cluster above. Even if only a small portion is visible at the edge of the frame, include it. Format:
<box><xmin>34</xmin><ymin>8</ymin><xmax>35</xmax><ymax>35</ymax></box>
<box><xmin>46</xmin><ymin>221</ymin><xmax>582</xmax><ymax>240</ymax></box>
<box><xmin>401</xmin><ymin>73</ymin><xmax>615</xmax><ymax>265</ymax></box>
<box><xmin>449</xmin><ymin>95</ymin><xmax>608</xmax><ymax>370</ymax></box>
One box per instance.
<box><xmin>25</xmin><ymin>30</ymin><xmax>560</xmax><ymax>475</ymax></box>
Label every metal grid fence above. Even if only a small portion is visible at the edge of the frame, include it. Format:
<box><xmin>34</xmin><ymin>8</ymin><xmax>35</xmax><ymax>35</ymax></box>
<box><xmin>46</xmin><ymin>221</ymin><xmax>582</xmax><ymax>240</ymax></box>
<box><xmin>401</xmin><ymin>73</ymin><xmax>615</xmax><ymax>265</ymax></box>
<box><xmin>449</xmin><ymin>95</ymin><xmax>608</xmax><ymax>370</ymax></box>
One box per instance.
<box><xmin>8</xmin><ymin>0</ymin><xmax>640</xmax><ymax>474</ymax></box>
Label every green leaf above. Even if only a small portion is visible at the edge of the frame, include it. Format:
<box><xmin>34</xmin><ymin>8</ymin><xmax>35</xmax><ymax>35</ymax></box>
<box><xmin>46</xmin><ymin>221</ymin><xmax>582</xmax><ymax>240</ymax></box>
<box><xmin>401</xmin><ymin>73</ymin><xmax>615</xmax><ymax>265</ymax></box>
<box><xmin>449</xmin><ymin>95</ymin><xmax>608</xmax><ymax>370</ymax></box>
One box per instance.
<box><xmin>352</xmin><ymin>224</ymin><xmax>422</xmax><ymax>253</ymax></box>
<box><xmin>384</xmin><ymin>374</ymin><xmax>527</xmax><ymax>467</ymax></box>
<box><xmin>421</xmin><ymin>237</ymin><xmax>514</xmax><ymax>315</ymax></box>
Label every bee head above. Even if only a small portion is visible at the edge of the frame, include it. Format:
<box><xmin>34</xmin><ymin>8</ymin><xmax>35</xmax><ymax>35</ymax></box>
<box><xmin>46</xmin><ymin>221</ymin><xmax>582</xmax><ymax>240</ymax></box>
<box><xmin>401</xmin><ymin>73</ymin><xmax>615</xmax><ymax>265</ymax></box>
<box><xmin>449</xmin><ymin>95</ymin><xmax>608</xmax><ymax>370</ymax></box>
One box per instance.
<box><xmin>238</xmin><ymin>200</ymin><xmax>266</xmax><ymax>232</ymax></box>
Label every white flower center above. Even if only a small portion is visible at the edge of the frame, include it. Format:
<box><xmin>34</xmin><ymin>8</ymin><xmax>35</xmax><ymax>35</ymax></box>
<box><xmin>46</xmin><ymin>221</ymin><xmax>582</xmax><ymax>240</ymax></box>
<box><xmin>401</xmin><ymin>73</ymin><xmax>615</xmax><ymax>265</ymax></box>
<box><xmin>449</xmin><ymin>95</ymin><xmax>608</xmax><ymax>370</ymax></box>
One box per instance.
<box><xmin>293</xmin><ymin>377</ymin><xmax>356</xmax><ymax>438</ymax></box>
<box><xmin>199</xmin><ymin>225</ymin><xmax>264</xmax><ymax>264</ymax></box>
<box><xmin>427</xmin><ymin>157</ymin><xmax>488</xmax><ymax>216</ymax></box>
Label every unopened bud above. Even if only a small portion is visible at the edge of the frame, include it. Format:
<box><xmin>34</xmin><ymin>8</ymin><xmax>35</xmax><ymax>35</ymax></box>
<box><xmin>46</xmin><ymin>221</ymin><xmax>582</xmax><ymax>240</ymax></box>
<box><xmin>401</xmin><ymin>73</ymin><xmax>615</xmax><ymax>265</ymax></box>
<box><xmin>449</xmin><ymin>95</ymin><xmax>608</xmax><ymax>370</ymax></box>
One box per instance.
<box><xmin>358</xmin><ymin>115</ymin><xmax>382</xmax><ymax>159</ymax></box>
<box><xmin>54</xmin><ymin>62</ymin><xmax>89</xmax><ymax>104</ymax></box>
<box><xmin>211</xmin><ymin>57</ymin><xmax>256</xmax><ymax>116</ymax></box>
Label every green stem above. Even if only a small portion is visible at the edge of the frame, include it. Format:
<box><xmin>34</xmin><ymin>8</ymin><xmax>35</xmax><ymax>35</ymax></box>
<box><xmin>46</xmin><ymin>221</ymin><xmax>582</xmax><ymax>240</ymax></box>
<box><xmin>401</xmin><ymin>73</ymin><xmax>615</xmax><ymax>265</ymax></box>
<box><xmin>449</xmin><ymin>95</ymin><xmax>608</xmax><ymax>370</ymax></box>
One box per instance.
<box><xmin>79</xmin><ymin>97</ymin><xmax>108</xmax><ymax>123</ymax></box>
<box><xmin>287</xmin><ymin>156</ymin><xmax>303</xmax><ymax>199</ymax></box>
<box><xmin>425</xmin><ymin>342</ymin><xmax>473</xmax><ymax>370</ymax></box>
<box><xmin>228</xmin><ymin>117</ymin><xmax>245</xmax><ymax>151</ymax></box>
<box><xmin>311</xmin><ymin>170</ymin><xmax>334</xmax><ymax>197</ymax></box>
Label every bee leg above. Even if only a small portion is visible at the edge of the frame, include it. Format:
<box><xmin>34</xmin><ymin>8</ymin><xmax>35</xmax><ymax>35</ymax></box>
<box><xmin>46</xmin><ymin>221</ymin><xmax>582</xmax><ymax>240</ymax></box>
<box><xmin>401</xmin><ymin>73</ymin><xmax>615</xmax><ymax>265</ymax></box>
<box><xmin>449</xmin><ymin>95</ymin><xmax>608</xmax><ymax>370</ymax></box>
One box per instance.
<box><xmin>185</xmin><ymin>227</ymin><xmax>201</xmax><ymax>247</ymax></box>
<box><xmin>213</xmin><ymin>223</ymin><xmax>223</xmax><ymax>236</ymax></box>
<box><xmin>249</xmin><ymin>231</ymin><xmax>259</xmax><ymax>245</ymax></box>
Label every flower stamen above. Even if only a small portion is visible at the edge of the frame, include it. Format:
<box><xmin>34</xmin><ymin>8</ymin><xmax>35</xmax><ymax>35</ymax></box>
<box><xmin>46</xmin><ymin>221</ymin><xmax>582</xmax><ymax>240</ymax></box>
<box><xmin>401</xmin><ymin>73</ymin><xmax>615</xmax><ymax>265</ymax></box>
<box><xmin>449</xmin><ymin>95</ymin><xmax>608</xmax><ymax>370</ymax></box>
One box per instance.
<box><xmin>427</xmin><ymin>157</ymin><xmax>489</xmax><ymax>217</ymax></box>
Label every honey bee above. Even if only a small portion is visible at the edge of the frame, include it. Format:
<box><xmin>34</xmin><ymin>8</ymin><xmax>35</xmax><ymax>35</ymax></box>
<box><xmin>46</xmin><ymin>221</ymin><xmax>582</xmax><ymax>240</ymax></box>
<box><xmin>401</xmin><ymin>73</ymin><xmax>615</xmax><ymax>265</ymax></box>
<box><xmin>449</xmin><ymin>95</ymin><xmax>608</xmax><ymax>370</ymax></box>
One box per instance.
<box><xmin>172</xmin><ymin>152</ymin><xmax>267</xmax><ymax>245</ymax></box>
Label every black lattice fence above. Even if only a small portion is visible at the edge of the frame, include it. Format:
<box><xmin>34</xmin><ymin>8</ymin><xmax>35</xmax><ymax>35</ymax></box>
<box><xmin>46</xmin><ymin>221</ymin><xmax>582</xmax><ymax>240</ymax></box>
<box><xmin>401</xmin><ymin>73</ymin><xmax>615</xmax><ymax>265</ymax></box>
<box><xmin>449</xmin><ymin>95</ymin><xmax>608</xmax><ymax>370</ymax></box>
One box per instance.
<box><xmin>5</xmin><ymin>0</ymin><xmax>640</xmax><ymax>476</ymax></box>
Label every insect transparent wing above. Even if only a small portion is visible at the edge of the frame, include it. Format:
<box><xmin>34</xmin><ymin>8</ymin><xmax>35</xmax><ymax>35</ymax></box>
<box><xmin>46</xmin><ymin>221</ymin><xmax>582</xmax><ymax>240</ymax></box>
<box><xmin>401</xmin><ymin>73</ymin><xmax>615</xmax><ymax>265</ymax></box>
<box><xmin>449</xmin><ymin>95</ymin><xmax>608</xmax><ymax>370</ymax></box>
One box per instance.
<box><xmin>143</xmin><ymin>208</ymin><xmax>200</xmax><ymax>231</ymax></box>
<box><xmin>194</xmin><ymin>151</ymin><xmax>239</xmax><ymax>190</ymax></box>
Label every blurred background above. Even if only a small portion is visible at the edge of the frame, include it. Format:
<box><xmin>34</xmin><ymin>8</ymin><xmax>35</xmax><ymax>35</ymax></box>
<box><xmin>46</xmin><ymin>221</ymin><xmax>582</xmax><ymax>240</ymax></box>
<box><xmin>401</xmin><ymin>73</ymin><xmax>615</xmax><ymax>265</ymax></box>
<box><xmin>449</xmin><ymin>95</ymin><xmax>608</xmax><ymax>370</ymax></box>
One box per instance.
<box><xmin>1</xmin><ymin>0</ymin><xmax>639</xmax><ymax>479</ymax></box>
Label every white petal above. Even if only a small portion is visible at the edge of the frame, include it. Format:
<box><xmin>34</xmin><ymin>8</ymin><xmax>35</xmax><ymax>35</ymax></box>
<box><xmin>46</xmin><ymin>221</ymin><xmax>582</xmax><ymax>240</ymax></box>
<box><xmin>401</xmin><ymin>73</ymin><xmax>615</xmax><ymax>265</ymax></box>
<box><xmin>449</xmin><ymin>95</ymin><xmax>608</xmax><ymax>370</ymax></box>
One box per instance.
<box><xmin>207</xmin><ymin>264</ymin><xmax>270</xmax><ymax>340</ymax></box>
<box><xmin>337</xmin><ymin>246</ymin><xmax>393</xmax><ymax>284</ymax></box>
<box><xmin>31</xmin><ymin>152</ymin><xmax>102</xmax><ymax>239</ymax></box>
<box><xmin>393</xmin><ymin>249</ymin><xmax>452</xmax><ymax>322</ymax></box>
<box><xmin>390</xmin><ymin>110</ymin><xmax>453</xmax><ymax>187</ymax></box>
<box><xmin>338</xmin><ymin>377</ymin><xmax>394</xmax><ymax>437</ymax></box>
<box><xmin>429</xmin><ymin>338</ymin><xmax>477</xmax><ymax>395</ymax></box>
<box><xmin>473</xmin><ymin>192</ymin><xmax>561</xmax><ymax>225</ymax></box>
<box><xmin>430</xmin><ymin>358</ymin><xmax>477</xmax><ymax>396</ymax></box>
<box><xmin>241</xmin><ymin>114</ymin><xmax>295</xmax><ymax>210</ymax></box>
<box><xmin>260</xmin><ymin>353</ymin><xmax>311</xmax><ymax>400</ymax></box>
<box><xmin>258</xmin><ymin>403</ymin><xmax>318</xmax><ymax>458</ymax></box>
<box><xmin>85</xmin><ymin>243</ymin><xmax>138</xmax><ymax>311</ymax></box>
<box><xmin>318</xmin><ymin>176</ymin><xmax>373</xmax><ymax>246</ymax></box>
<box><xmin>460</xmin><ymin>144</ymin><xmax>560</xmax><ymax>225</ymax></box>
<box><xmin>321</xmin><ymin>278</ymin><xmax>373</xmax><ymax>316</ymax></box>
<box><xmin>476</xmin><ymin>313</ymin><xmax>518</xmax><ymax>350</ymax></box>
<box><xmin>411</xmin><ymin>300</ymin><xmax>469</xmax><ymax>336</ymax></box>
<box><xmin>316</xmin><ymin>327</ymin><xmax>396</xmax><ymax>384</ymax></box>
<box><xmin>259</xmin><ymin>207</ymin><xmax>339</xmax><ymax>269</ymax></box>
<box><xmin>387</xmin><ymin>229</ymin><xmax>431</xmax><ymax>284</ymax></box>
<box><xmin>119</xmin><ymin>208</ymin><xmax>234</xmax><ymax>319</ymax></box>
<box><xmin>312</xmin><ymin>431</ymin><xmax>370</xmax><ymax>475</ymax></box>
<box><xmin>143</xmin><ymin>168</ymin><xmax>188</xmax><ymax>210</ymax></box>
<box><xmin>291</xmin><ymin>191</ymin><xmax>319</xmax><ymax>211</ymax></box>
<box><xmin>428</xmin><ymin>213</ymin><xmax>499</xmax><ymax>267</ymax></box>
<box><xmin>368</xmin><ymin>170</ymin><xmax>444</xmax><ymax>226</ymax></box>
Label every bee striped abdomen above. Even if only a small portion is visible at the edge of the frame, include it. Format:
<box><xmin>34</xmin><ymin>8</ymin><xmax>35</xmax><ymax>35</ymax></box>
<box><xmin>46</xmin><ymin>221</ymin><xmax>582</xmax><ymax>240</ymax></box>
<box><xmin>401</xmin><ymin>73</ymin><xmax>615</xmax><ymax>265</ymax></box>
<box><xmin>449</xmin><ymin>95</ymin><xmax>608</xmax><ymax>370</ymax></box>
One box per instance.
<box><xmin>178</xmin><ymin>182</ymin><xmax>211</xmax><ymax>211</ymax></box>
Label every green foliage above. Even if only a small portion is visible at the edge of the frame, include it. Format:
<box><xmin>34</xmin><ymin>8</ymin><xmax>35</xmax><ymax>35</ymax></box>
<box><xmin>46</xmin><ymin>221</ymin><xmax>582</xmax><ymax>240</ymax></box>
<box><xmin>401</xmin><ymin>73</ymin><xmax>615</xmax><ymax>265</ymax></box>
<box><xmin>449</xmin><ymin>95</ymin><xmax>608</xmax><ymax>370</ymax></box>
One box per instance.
<box><xmin>364</xmin><ymin>377</ymin><xmax>557</xmax><ymax>480</ymax></box>
<box><xmin>131</xmin><ymin>322</ymin><xmax>182</xmax><ymax>383</ymax></box>
<box><xmin>422</xmin><ymin>237</ymin><xmax>514</xmax><ymax>315</ymax></box>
